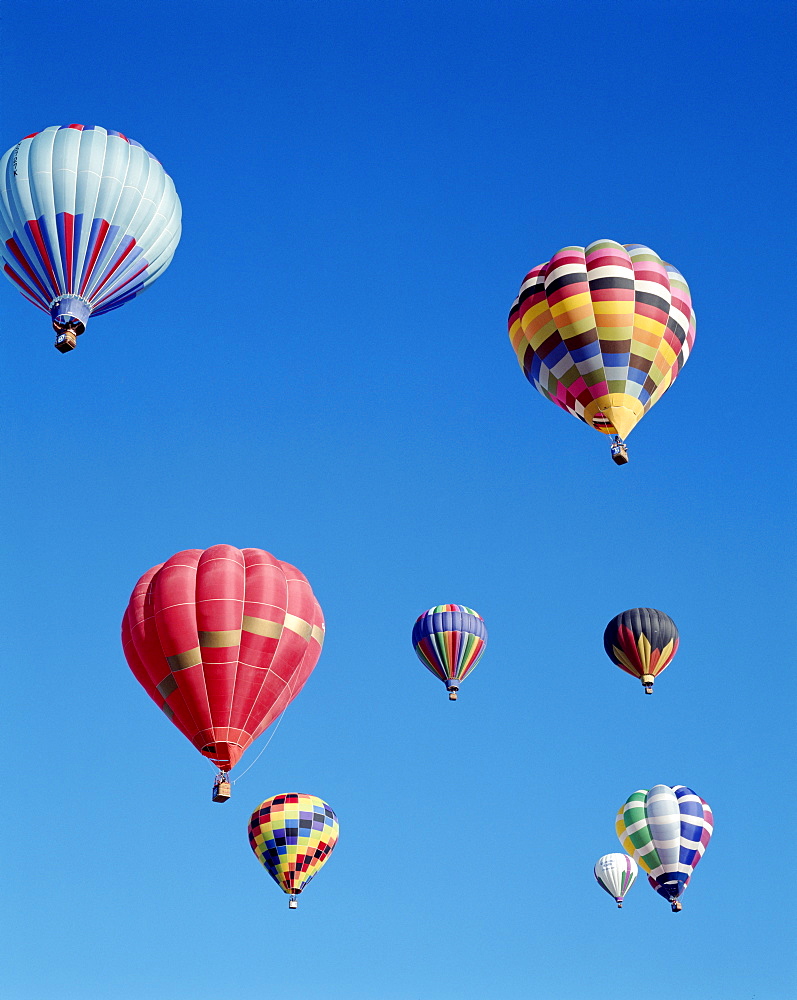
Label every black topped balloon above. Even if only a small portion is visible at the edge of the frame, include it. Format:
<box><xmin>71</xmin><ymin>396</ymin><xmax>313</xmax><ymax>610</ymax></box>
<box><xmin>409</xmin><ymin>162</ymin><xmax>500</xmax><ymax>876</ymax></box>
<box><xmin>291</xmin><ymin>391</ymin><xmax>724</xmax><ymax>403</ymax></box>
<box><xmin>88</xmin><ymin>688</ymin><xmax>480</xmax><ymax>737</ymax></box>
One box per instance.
<box><xmin>603</xmin><ymin>608</ymin><xmax>679</xmax><ymax>694</ymax></box>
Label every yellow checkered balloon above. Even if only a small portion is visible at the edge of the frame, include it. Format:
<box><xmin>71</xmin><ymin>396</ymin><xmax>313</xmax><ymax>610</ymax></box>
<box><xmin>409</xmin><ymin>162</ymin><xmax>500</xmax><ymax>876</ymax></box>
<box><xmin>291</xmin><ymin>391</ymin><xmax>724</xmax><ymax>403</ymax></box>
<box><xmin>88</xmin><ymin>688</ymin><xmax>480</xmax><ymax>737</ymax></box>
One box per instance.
<box><xmin>248</xmin><ymin>793</ymin><xmax>339</xmax><ymax>907</ymax></box>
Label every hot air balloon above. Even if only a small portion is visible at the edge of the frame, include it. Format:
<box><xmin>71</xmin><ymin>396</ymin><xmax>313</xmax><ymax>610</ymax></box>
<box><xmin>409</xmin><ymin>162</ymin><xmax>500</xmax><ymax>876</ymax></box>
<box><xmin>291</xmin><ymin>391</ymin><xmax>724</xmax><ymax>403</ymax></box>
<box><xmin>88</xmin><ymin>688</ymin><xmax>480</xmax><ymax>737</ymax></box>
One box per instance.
<box><xmin>603</xmin><ymin>607</ymin><xmax>679</xmax><ymax>694</ymax></box>
<box><xmin>0</xmin><ymin>125</ymin><xmax>181</xmax><ymax>351</ymax></box>
<box><xmin>508</xmin><ymin>240</ymin><xmax>695</xmax><ymax>463</ymax></box>
<box><xmin>616</xmin><ymin>785</ymin><xmax>713</xmax><ymax>912</ymax></box>
<box><xmin>248</xmin><ymin>793</ymin><xmax>339</xmax><ymax>908</ymax></box>
<box><xmin>594</xmin><ymin>853</ymin><xmax>638</xmax><ymax>908</ymax></box>
<box><xmin>122</xmin><ymin>545</ymin><xmax>324</xmax><ymax>800</ymax></box>
<box><xmin>412</xmin><ymin>604</ymin><xmax>487</xmax><ymax>700</ymax></box>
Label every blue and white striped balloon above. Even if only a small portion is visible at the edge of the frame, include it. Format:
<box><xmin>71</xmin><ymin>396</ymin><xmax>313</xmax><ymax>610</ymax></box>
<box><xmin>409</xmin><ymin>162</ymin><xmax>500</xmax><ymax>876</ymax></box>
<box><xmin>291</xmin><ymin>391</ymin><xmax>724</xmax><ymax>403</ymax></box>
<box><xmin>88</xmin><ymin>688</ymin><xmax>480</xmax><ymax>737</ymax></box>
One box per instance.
<box><xmin>0</xmin><ymin>125</ymin><xmax>181</xmax><ymax>347</ymax></box>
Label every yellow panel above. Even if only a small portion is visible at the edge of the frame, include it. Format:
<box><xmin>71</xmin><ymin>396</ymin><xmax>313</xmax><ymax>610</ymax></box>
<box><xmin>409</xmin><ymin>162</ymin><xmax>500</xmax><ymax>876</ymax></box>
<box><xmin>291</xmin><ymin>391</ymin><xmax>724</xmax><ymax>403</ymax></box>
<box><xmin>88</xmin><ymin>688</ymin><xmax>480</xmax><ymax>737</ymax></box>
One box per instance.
<box><xmin>633</xmin><ymin>313</ymin><xmax>666</xmax><ymax>337</ymax></box>
<box><xmin>242</xmin><ymin>615</ymin><xmax>282</xmax><ymax>639</ymax></box>
<box><xmin>167</xmin><ymin>647</ymin><xmax>202</xmax><ymax>671</ymax></box>
<box><xmin>593</xmin><ymin>300</ymin><xmax>634</xmax><ymax>315</ymax></box>
<box><xmin>198</xmin><ymin>629</ymin><xmax>242</xmax><ymax>648</ymax></box>
<box><xmin>284</xmin><ymin>613</ymin><xmax>312</xmax><ymax>640</ymax></box>
<box><xmin>584</xmin><ymin>394</ymin><xmax>644</xmax><ymax>439</ymax></box>
<box><xmin>656</xmin><ymin>342</ymin><xmax>677</xmax><ymax>367</ymax></box>
<box><xmin>549</xmin><ymin>291</ymin><xmax>591</xmax><ymax>316</ymax></box>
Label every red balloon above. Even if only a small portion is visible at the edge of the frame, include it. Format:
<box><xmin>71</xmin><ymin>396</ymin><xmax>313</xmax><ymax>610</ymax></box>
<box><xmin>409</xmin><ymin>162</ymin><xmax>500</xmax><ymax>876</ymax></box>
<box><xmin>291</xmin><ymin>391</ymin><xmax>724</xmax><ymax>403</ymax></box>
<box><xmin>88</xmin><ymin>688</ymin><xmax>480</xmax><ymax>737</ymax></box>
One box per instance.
<box><xmin>121</xmin><ymin>545</ymin><xmax>325</xmax><ymax>772</ymax></box>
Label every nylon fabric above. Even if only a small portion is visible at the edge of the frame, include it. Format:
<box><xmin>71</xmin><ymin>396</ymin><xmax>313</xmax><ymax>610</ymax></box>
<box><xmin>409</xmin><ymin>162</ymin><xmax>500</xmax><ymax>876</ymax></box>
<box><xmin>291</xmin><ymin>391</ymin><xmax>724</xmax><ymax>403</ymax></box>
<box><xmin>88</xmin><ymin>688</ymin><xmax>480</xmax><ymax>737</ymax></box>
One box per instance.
<box><xmin>0</xmin><ymin>124</ymin><xmax>181</xmax><ymax>334</ymax></box>
<box><xmin>411</xmin><ymin>604</ymin><xmax>487</xmax><ymax>688</ymax></box>
<box><xmin>121</xmin><ymin>545</ymin><xmax>324</xmax><ymax>771</ymax></box>
<box><xmin>248</xmin><ymin>793</ymin><xmax>339</xmax><ymax>900</ymax></box>
<box><xmin>594</xmin><ymin>853</ymin><xmax>638</xmax><ymax>903</ymax></box>
<box><xmin>616</xmin><ymin>785</ymin><xmax>713</xmax><ymax>907</ymax></box>
<box><xmin>603</xmin><ymin>607</ymin><xmax>679</xmax><ymax>686</ymax></box>
<box><xmin>508</xmin><ymin>240</ymin><xmax>695</xmax><ymax>439</ymax></box>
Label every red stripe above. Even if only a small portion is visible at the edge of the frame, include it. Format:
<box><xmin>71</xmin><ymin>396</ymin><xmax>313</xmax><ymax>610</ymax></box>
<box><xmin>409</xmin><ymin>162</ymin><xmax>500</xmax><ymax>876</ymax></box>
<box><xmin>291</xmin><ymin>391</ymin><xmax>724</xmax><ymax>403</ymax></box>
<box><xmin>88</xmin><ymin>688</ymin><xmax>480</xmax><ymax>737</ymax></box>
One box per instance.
<box><xmin>79</xmin><ymin>219</ymin><xmax>110</xmax><ymax>296</ymax></box>
<box><xmin>63</xmin><ymin>213</ymin><xmax>74</xmax><ymax>293</ymax></box>
<box><xmin>5</xmin><ymin>238</ymin><xmax>51</xmax><ymax>300</ymax></box>
<box><xmin>94</xmin><ymin>264</ymin><xmax>149</xmax><ymax>309</ymax></box>
<box><xmin>4</xmin><ymin>264</ymin><xmax>48</xmax><ymax>306</ymax></box>
<box><xmin>91</xmin><ymin>238</ymin><xmax>137</xmax><ymax>298</ymax></box>
<box><xmin>92</xmin><ymin>261</ymin><xmax>148</xmax><ymax>307</ymax></box>
<box><xmin>26</xmin><ymin>219</ymin><xmax>60</xmax><ymax>295</ymax></box>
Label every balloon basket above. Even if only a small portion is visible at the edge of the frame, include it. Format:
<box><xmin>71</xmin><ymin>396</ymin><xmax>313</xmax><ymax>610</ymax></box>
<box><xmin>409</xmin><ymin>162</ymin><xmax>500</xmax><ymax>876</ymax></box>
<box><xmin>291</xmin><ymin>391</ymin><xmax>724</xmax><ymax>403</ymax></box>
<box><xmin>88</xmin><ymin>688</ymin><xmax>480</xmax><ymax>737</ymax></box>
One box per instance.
<box><xmin>289</xmin><ymin>896</ymin><xmax>298</xmax><ymax>909</ymax></box>
<box><xmin>616</xmin><ymin>901</ymin><xmax>623</xmax><ymax>908</ymax></box>
<box><xmin>610</xmin><ymin>441</ymin><xmax>629</xmax><ymax>465</ymax></box>
<box><xmin>448</xmin><ymin>690</ymin><xmax>458</xmax><ymax>701</ymax></box>
<box><xmin>671</xmin><ymin>900</ymin><xmax>682</xmax><ymax>913</ymax></box>
<box><xmin>212</xmin><ymin>780</ymin><xmax>231</xmax><ymax>803</ymax></box>
<box><xmin>54</xmin><ymin>330</ymin><xmax>77</xmax><ymax>353</ymax></box>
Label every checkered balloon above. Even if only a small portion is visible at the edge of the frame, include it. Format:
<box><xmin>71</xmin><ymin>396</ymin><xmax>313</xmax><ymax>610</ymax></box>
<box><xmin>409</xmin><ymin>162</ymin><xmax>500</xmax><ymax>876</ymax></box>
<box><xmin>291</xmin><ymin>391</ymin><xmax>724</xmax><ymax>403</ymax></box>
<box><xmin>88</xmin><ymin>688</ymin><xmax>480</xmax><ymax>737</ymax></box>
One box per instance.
<box><xmin>248</xmin><ymin>793</ymin><xmax>339</xmax><ymax>906</ymax></box>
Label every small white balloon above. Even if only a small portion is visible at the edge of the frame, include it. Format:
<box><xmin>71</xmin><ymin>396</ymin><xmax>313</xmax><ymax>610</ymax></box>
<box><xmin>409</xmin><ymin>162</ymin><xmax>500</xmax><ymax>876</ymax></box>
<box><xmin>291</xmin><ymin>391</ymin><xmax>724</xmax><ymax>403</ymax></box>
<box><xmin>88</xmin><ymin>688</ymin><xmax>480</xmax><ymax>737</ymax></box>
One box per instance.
<box><xmin>594</xmin><ymin>853</ymin><xmax>638</xmax><ymax>908</ymax></box>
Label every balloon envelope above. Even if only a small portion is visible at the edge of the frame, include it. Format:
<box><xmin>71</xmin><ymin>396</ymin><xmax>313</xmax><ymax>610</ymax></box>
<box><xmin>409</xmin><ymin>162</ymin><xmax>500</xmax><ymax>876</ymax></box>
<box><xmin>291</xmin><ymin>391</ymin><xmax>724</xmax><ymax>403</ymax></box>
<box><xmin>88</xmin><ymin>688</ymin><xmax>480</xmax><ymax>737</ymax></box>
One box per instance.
<box><xmin>122</xmin><ymin>544</ymin><xmax>325</xmax><ymax>771</ymax></box>
<box><xmin>248</xmin><ymin>793</ymin><xmax>339</xmax><ymax>903</ymax></box>
<box><xmin>508</xmin><ymin>240</ymin><xmax>695</xmax><ymax>440</ymax></box>
<box><xmin>0</xmin><ymin>125</ymin><xmax>181</xmax><ymax>337</ymax></box>
<box><xmin>594</xmin><ymin>853</ymin><xmax>638</xmax><ymax>906</ymax></box>
<box><xmin>603</xmin><ymin>607</ymin><xmax>679</xmax><ymax>692</ymax></box>
<box><xmin>616</xmin><ymin>785</ymin><xmax>713</xmax><ymax>910</ymax></box>
<box><xmin>412</xmin><ymin>604</ymin><xmax>487</xmax><ymax>697</ymax></box>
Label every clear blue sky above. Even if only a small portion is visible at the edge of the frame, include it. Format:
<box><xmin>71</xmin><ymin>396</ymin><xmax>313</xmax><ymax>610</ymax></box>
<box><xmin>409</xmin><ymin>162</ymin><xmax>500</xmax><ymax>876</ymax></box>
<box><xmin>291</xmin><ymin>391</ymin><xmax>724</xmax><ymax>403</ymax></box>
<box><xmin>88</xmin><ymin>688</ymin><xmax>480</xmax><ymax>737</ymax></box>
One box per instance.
<box><xmin>2</xmin><ymin>2</ymin><xmax>794</xmax><ymax>998</ymax></box>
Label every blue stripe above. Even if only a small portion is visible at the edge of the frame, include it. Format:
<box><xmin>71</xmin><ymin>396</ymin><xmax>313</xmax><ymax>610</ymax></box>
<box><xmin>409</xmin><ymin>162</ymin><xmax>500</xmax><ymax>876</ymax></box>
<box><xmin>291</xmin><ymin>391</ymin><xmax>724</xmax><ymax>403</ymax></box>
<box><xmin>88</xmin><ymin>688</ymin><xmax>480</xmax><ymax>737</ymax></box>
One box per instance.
<box><xmin>545</xmin><ymin>340</ymin><xmax>568</xmax><ymax>368</ymax></box>
<box><xmin>570</xmin><ymin>342</ymin><xmax>600</xmax><ymax>363</ymax></box>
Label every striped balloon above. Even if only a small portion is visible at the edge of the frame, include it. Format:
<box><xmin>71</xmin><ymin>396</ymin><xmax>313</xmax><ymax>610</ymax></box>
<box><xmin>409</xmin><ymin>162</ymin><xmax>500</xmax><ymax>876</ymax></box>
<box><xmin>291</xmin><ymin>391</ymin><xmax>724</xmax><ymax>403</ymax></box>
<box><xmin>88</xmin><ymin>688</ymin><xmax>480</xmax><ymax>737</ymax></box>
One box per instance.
<box><xmin>616</xmin><ymin>785</ymin><xmax>713</xmax><ymax>912</ymax></box>
<box><xmin>603</xmin><ymin>607</ymin><xmax>679</xmax><ymax>694</ymax></box>
<box><xmin>0</xmin><ymin>125</ymin><xmax>181</xmax><ymax>347</ymax></box>
<box><xmin>248</xmin><ymin>793</ymin><xmax>339</xmax><ymax>908</ymax></box>
<box><xmin>594</xmin><ymin>853</ymin><xmax>638</xmax><ymax>908</ymax></box>
<box><xmin>412</xmin><ymin>604</ymin><xmax>487</xmax><ymax>700</ymax></box>
<box><xmin>508</xmin><ymin>240</ymin><xmax>695</xmax><ymax>446</ymax></box>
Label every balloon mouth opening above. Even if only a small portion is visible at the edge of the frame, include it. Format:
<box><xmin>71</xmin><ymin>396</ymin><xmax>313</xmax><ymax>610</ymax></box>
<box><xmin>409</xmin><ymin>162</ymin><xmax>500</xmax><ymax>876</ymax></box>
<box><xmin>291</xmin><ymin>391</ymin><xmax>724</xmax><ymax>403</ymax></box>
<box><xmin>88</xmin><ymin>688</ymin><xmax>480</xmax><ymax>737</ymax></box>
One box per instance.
<box><xmin>199</xmin><ymin>742</ymin><xmax>243</xmax><ymax>769</ymax></box>
<box><xmin>445</xmin><ymin>679</ymin><xmax>459</xmax><ymax>700</ymax></box>
<box><xmin>50</xmin><ymin>295</ymin><xmax>91</xmax><ymax>335</ymax></box>
<box><xmin>53</xmin><ymin>318</ymin><xmax>85</xmax><ymax>336</ymax></box>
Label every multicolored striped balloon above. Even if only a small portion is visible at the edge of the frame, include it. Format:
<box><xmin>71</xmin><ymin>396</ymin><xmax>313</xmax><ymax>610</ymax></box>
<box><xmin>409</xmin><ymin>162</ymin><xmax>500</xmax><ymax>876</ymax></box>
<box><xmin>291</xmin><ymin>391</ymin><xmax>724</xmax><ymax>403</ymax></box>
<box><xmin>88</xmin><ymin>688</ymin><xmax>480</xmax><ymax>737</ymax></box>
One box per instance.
<box><xmin>248</xmin><ymin>793</ymin><xmax>339</xmax><ymax>908</ymax></box>
<box><xmin>412</xmin><ymin>604</ymin><xmax>487</xmax><ymax>700</ymax></box>
<box><xmin>616</xmin><ymin>785</ymin><xmax>713</xmax><ymax>912</ymax></box>
<box><xmin>508</xmin><ymin>240</ymin><xmax>695</xmax><ymax>452</ymax></box>
<box><xmin>594</xmin><ymin>853</ymin><xmax>638</xmax><ymax>908</ymax></box>
<box><xmin>603</xmin><ymin>607</ymin><xmax>679</xmax><ymax>694</ymax></box>
<box><xmin>0</xmin><ymin>125</ymin><xmax>181</xmax><ymax>348</ymax></box>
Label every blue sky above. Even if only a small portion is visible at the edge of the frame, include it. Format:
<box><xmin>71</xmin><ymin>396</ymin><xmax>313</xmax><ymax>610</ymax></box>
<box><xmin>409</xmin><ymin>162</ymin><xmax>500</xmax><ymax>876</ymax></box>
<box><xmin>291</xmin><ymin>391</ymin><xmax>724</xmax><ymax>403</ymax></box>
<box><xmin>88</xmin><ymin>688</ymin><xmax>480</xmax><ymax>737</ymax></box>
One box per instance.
<box><xmin>2</xmin><ymin>2</ymin><xmax>794</xmax><ymax>998</ymax></box>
